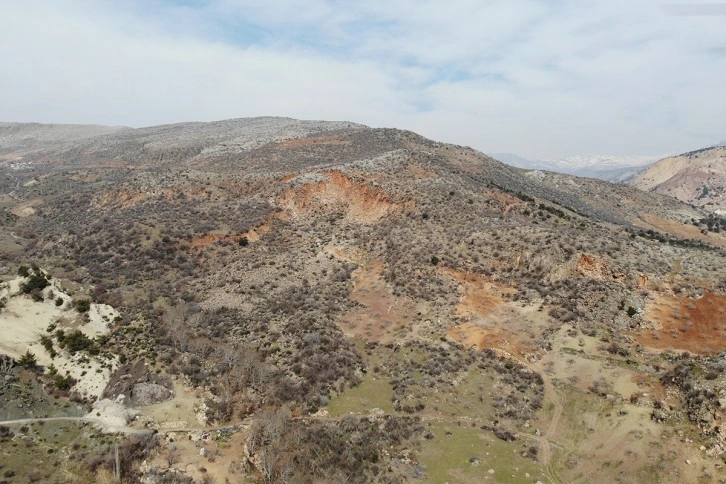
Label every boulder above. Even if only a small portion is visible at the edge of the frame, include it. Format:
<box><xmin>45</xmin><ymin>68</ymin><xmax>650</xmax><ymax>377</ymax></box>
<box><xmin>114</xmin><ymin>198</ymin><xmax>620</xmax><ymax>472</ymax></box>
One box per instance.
<box><xmin>131</xmin><ymin>382</ymin><xmax>173</xmax><ymax>406</ymax></box>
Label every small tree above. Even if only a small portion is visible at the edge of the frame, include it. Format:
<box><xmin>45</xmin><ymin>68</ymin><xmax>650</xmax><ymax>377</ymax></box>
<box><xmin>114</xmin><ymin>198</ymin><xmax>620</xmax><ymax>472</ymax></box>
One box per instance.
<box><xmin>20</xmin><ymin>272</ymin><xmax>49</xmax><ymax>294</ymax></box>
<box><xmin>72</xmin><ymin>299</ymin><xmax>91</xmax><ymax>313</ymax></box>
<box><xmin>17</xmin><ymin>350</ymin><xmax>38</xmax><ymax>369</ymax></box>
<box><xmin>63</xmin><ymin>330</ymin><xmax>93</xmax><ymax>354</ymax></box>
<box><xmin>40</xmin><ymin>335</ymin><xmax>56</xmax><ymax>358</ymax></box>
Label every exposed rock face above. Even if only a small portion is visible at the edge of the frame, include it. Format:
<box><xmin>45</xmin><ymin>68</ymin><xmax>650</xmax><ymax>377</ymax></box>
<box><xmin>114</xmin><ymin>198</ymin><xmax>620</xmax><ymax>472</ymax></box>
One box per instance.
<box><xmin>628</xmin><ymin>146</ymin><xmax>726</xmax><ymax>214</ymax></box>
<box><xmin>87</xmin><ymin>395</ymin><xmax>141</xmax><ymax>430</ymax></box>
<box><xmin>103</xmin><ymin>361</ymin><xmax>173</xmax><ymax>405</ymax></box>
<box><xmin>131</xmin><ymin>383</ymin><xmax>174</xmax><ymax>406</ymax></box>
<box><xmin>548</xmin><ymin>253</ymin><xmax>618</xmax><ymax>282</ymax></box>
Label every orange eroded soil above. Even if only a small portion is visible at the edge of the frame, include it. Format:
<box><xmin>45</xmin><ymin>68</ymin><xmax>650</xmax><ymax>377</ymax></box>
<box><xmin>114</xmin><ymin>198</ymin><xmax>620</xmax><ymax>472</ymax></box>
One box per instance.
<box><xmin>442</xmin><ymin>268</ymin><xmax>540</xmax><ymax>357</ymax></box>
<box><xmin>188</xmin><ymin>220</ymin><xmax>273</xmax><ymax>250</ymax></box>
<box><xmin>634</xmin><ymin>291</ymin><xmax>726</xmax><ymax>354</ymax></box>
<box><xmin>94</xmin><ymin>185</ymin><xmax>220</xmax><ymax>209</ymax></box>
<box><xmin>281</xmin><ymin>170</ymin><xmax>410</xmax><ymax>224</ymax></box>
<box><xmin>442</xmin><ymin>268</ymin><xmax>506</xmax><ymax>318</ymax></box>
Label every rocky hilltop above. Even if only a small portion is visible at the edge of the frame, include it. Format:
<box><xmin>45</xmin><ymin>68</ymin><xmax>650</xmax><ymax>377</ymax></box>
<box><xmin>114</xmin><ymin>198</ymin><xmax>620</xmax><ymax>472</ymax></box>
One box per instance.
<box><xmin>628</xmin><ymin>146</ymin><xmax>726</xmax><ymax>215</ymax></box>
<box><xmin>0</xmin><ymin>118</ymin><xmax>724</xmax><ymax>483</ymax></box>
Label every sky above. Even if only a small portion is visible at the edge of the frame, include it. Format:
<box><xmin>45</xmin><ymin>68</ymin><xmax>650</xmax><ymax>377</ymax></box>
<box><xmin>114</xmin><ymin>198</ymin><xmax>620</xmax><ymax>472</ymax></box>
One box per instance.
<box><xmin>1</xmin><ymin>0</ymin><xmax>725</xmax><ymax>159</ymax></box>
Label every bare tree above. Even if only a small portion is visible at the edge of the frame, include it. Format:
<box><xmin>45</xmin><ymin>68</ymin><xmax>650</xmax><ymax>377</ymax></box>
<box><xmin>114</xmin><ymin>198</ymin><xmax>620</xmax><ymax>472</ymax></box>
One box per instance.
<box><xmin>258</xmin><ymin>447</ymin><xmax>278</xmax><ymax>483</ymax></box>
<box><xmin>165</xmin><ymin>445</ymin><xmax>180</xmax><ymax>468</ymax></box>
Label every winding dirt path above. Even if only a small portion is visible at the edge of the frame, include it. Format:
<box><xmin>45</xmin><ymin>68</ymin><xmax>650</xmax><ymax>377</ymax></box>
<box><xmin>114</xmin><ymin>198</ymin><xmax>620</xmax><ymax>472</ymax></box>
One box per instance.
<box><xmin>539</xmin><ymin>377</ymin><xmax>564</xmax><ymax>484</ymax></box>
<box><xmin>0</xmin><ymin>416</ymin><xmax>153</xmax><ymax>435</ymax></box>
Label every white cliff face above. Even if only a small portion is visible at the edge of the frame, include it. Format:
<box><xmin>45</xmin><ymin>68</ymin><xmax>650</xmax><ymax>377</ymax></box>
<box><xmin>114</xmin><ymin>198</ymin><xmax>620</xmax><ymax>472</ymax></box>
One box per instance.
<box><xmin>0</xmin><ymin>272</ymin><xmax>119</xmax><ymax>400</ymax></box>
<box><xmin>628</xmin><ymin>146</ymin><xmax>726</xmax><ymax>214</ymax></box>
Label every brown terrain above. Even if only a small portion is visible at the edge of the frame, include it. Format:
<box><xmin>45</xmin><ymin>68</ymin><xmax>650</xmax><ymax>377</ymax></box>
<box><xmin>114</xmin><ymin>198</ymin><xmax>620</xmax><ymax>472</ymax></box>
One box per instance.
<box><xmin>0</xmin><ymin>118</ymin><xmax>724</xmax><ymax>483</ymax></box>
<box><xmin>629</xmin><ymin>145</ymin><xmax>726</xmax><ymax>214</ymax></box>
<box><xmin>635</xmin><ymin>292</ymin><xmax>726</xmax><ymax>354</ymax></box>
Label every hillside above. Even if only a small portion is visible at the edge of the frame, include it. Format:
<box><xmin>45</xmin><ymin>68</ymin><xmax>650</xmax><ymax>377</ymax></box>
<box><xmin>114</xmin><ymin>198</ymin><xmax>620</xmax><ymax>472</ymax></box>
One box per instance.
<box><xmin>629</xmin><ymin>146</ymin><xmax>726</xmax><ymax>215</ymax></box>
<box><xmin>0</xmin><ymin>118</ymin><xmax>724</xmax><ymax>483</ymax></box>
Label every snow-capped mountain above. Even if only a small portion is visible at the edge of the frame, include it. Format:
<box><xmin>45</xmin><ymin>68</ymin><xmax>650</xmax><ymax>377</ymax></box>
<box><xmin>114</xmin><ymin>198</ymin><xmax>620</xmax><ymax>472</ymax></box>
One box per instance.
<box><xmin>491</xmin><ymin>153</ymin><xmax>663</xmax><ymax>181</ymax></box>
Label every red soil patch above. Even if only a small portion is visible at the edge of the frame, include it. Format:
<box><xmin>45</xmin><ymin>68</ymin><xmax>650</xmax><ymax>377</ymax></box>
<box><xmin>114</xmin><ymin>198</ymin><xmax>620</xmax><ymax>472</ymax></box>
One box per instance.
<box><xmin>94</xmin><ymin>185</ymin><xmax>217</xmax><ymax>209</ymax></box>
<box><xmin>440</xmin><ymin>267</ymin><xmax>508</xmax><ymax>318</ymax></box>
<box><xmin>188</xmin><ymin>219</ymin><xmax>274</xmax><ymax>250</ymax></box>
<box><xmin>447</xmin><ymin>322</ymin><xmax>532</xmax><ymax>357</ymax></box>
<box><xmin>576</xmin><ymin>253</ymin><xmax>610</xmax><ymax>279</ymax></box>
<box><xmin>550</xmin><ymin>253</ymin><xmax>627</xmax><ymax>284</ymax></box>
<box><xmin>281</xmin><ymin>170</ymin><xmax>410</xmax><ymax>224</ymax></box>
<box><xmin>441</xmin><ymin>268</ymin><xmax>538</xmax><ymax>357</ymax></box>
<box><xmin>634</xmin><ymin>292</ymin><xmax>726</xmax><ymax>354</ymax></box>
<box><xmin>189</xmin><ymin>232</ymin><xmax>227</xmax><ymax>249</ymax></box>
<box><xmin>339</xmin><ymin>260</ymin><xmax>417</xmax><ymax>342</ymax></box>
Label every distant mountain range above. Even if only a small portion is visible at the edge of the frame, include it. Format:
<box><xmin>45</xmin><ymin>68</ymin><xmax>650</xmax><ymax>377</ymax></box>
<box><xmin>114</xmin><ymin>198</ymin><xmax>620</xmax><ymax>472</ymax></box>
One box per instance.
<box><xmin>490</xmin><ymin>152</ymin><xmax>664</xmax><ymax>182</ymax></box>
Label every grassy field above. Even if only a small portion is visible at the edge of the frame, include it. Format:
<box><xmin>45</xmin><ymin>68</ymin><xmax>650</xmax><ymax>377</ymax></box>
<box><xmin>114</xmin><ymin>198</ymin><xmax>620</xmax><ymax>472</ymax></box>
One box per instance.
<box><xmin>326</xmin><ymin>374</ymin><xmax>394</xmax><ymax>416</ymax></box>
<box><xmin>417</xmin><ymin>421</ymin><xmax>546</xmax><ymax>483</ymax></box>
<box><xmin>0</xmin><ymin>420</ymin><xmax>103</xmax><ymax>483</ymax></box>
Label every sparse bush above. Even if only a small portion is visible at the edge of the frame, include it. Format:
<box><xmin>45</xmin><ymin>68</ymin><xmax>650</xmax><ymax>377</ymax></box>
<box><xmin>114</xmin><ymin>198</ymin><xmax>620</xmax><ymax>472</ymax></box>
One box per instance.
<box><xmin>53</xmin><ymin>374</ymin><xmax>75</xmax><ymax>390</ymax></box>
<box><xmin>62</xmin><ymin>329</ymin><xmax>94</xmax><ymax>354</ymax></box>
<box><xmin>20</xmin><ymin>272</ymin><xmax>49</xmax><ymax>294</ymax></box>
<box><xmin>72</xmin><ymin>299</ymin><xmax>91</xmax><ymax>313</ymax></box>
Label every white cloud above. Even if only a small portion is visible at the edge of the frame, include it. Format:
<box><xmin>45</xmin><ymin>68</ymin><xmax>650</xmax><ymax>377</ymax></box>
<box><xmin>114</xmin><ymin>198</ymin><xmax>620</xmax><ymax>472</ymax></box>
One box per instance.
<box><xmin>0</xmin><ymin>0</ymin><xmax>725</xmax><ymax>158</ymax></box>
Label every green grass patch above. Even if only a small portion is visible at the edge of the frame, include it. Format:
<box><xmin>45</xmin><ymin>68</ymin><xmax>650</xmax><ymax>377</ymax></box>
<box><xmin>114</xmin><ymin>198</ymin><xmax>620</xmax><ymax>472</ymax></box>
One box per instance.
<box><xmin>421</xmin><ymin>366</ymin><xmax>495</xmax><ymax>419</ymax></box>
<box><xmin>0</xmin><ymin>421</ymin><xmax>101</xmax><ymax>482</ymax></box>
<box><xmin>417</xmin><ymin>422</ymin><xmax>546</xmax><ymax>483</ymax></box>
<box><xmin>326</xmin><ymin>375</ymin><xmax>394</xmax><ymax>416</ymax></box>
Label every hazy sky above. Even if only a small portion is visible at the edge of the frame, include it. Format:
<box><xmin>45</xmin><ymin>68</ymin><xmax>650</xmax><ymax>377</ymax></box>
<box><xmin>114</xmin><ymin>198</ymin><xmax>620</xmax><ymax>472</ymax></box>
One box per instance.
<box><xmin>1</xmin><ymin>1</ymin><xmax>725</xmax><ymax>159</ymax></box>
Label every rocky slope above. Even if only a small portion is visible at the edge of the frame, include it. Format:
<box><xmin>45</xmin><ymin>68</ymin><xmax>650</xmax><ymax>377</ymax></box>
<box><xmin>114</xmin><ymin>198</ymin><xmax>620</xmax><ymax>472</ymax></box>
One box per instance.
<box><xmin>628</xmin><ymin>146</ymin><xmax>726</xmax><ymax>215</ymax></box>
<box><xmin>0</xmin><ymin>118</ymin><xmax>724</xmax><ymax>483</ymax></box>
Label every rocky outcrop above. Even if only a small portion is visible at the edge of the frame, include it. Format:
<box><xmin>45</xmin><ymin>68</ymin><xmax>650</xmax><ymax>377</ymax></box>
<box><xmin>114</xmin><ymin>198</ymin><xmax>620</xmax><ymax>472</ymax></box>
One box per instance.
<box><xmin>131</xmin><ymin>383</ymin><xmax>174</xmax><ymax>406</ymax></box>
<box><xmin>103</xmin><ymin>361</ymin><xmax>173</xmax><ymax>406</ymax></box>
